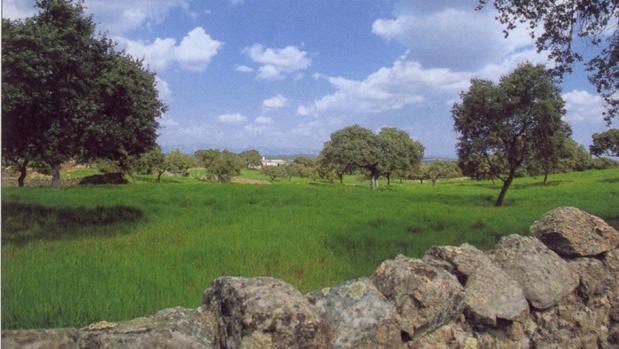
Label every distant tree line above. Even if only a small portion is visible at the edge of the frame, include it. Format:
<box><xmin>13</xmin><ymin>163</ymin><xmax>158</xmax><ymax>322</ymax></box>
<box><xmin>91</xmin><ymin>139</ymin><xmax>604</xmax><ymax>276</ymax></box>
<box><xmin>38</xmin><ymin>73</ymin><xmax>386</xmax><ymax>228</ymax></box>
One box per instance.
<box><xmin>120</xmin><ymin>147</ymin><xmax>263</xmax><ymax>183</ymax></box>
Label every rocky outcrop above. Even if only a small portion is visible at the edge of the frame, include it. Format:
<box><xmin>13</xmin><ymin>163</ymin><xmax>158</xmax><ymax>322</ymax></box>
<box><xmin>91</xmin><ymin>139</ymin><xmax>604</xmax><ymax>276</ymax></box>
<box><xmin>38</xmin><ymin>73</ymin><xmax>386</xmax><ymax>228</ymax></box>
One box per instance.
<box><xmin>531</xmin><ymin>207</ymin><xmax>619</xmax><ymax>257</ymax></box>
<box><xmin>3</xmin><ymin>207</ymin><xmax>619</xmax><ymax>349</ymax></box>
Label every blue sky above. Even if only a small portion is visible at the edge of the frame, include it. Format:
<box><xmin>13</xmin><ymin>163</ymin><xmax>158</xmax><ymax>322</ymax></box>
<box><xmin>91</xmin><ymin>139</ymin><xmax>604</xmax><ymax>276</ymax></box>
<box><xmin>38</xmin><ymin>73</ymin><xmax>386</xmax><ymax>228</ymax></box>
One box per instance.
<box><xmin>4</xmin><ymin>0</ymin><xmax>616</xmax><ymax>157</ymax></box>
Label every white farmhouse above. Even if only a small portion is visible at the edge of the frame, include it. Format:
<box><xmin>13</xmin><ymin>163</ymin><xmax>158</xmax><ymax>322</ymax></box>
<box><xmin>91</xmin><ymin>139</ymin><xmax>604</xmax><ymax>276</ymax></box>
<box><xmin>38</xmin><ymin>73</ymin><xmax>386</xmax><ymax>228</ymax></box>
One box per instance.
<box><xmin>260</xmin><ymin>156</ymin><xmax>287</xmax><ymax>167</ymax></box>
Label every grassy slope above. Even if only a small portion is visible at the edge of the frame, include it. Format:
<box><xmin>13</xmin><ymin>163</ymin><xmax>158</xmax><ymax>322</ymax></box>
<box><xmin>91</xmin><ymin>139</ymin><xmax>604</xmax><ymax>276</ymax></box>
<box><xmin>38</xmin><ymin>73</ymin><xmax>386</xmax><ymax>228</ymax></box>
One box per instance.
<box><xmin>2</xmin><ymin>168</ymin><xmax>618</xmax><ymax>329</ymax></box>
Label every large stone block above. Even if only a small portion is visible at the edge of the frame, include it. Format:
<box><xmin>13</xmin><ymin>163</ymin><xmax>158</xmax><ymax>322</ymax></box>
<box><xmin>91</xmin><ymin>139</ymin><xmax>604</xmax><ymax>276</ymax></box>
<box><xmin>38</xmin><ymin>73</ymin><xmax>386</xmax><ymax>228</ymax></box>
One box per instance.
<box><xmin>2</xmin><ymin>329</ymin><xmax>80</xmax><ymax>349</ymax></box>
<box><xmin>307</xmin><ymin>278</ymin><xmax>400</xmax><ymax>349</ymax></box>
<box><xmin>79</xmin><ymin>306</ymin><xmax>216</xmax><ymax>348</ymax></box>
<box><xmin>489</xmin><ymin>235</ymin><xmax>578</xmax><ymax>310</ymax></box>
<box><xmin>531</xmin><ymin>207</ymin><xmax>619</xmax><ymax>257</ymax></box>
<box><xmin>203</xmin><ymin>276</ymin><xmax>331</xmax><ymax>349</ymax></box>
<box><xmin>371</xmin><ymin>255</ymin><xmax>465</xmax><ymax>339</ymax></box>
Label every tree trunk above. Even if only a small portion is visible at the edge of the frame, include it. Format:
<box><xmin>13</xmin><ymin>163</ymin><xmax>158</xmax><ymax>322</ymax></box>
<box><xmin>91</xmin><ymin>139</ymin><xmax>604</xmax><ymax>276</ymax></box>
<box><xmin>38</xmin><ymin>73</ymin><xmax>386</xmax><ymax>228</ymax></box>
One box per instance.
<box><xmin>370</xmin><ymin>175</ymin><xmax>378</xmax><ymax>190</ymax></box>
<box><xmin>495</xmin><ymin>171</ymin><xmax>515</xmax><ymax>207</ymax></box>
<box><xmin>387</xmin><ymin>175</ymin><xmax>391</xmax><ymax>185</ymax></box>
<box><xmin>338</xmin><ymin>174</ymin><xmax>343</xmax><ymax>184</ymax></box>
<box><xmin>17</xmin><ymin>162</ymin><xmax>28</xmax><ymax>187</ymax></box>
<box><xmin>399</xmin><ymin>178</ymin><xmax>403</xmax><ymax>184</ymax></box>
<box><xmin>432</xmin><ymin>179</ymin><xmax>436</xmax><ymax>186</ymax></box>
<box><xmin>157</xmin><ymin>171</ymin><xmax>163</xmax><ymax>183</ymax></box>
<box><xmin>51</xmin><ymin>165</ymin><xmax>61</xmax><ymax>189</ymax></box>
<box><xmin>543</xmin><ymin>171</ymin><xmax>549</xmax><ymax>185</ymax></box>
<box><xmin>420</xmin><ymin>178</ymin><xmax>423</xmax><ymax>184</ymax></box>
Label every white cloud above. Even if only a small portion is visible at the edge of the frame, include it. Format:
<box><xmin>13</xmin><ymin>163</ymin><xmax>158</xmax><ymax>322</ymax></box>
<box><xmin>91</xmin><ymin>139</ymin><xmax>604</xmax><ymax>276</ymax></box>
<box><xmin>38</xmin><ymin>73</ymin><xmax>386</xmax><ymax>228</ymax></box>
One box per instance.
<box><xmin>3</xmin><ymin>0</ymin><xmax>197</xmax><ymax>35</ymax></box>
<box><xmin>255</xmin><ymin>116</ymin><xmax>273</xmax><ymax>124</ymax></box>
<box><xmin>291</xmin><ymin>120</ymin><xmax>325</xmax><ymax>137</ymax></box>
<box><xmin>296</xmin><ymin>5</ymin><xmax>550</xmax><ymax>119</ymax></box>
<box><xmin>297</xmin><ymin>50</ymin><xmax>550</xmax><ymax>117</ymax></box>
<box><xmin>372</xmin><ymin>7</ymin><xmax>533</xmax><ymax>70</ymax></box>
<box><xmin>159</xmin><ymin>115</ymin><xmax>179</xmax><ymax>127</ymax></box>
<box><xmin>88</xmin><ymin>0</ymin><xmax>190</xmax><ymax>35</ymax></box>
<box><xmin>244</xmin><ymin>124</ymin><xmax>266</xmax><ymax>134</ymax></box>
<box><xmin>218</xmin><ymin>113</ymin><xmax>247</xmax><ymax>123</ymax></box>
<box><xmin>2</xmin><ymin>0</ymin><xmax>36</xmax><ymax>19</ymax></box>
<box><xmin>244</xmin><ymin>44</ymin><xmax>311</xmax><ymax>80</ymax></box>
<box><xmin>227</xmin><ymin>0</ymin><xmax>244</xmax><ymax>5</ymax></box>
<box><xmin>562</xmin><ymin>90</ymin><xmax>606</xmax><ymax>123</ymax></box>
<box><xmin>155</xmin><ymin>76</ymin><xmax>172</xmax><ymax>100</ymax></box>
<box><xmin>119</xmin><ymin>27</ymin><xmax>222</xmax><ymax>72</ymax></box>
<box><xmin>256</xmin><ymin>65</ymin><xmax>283</xmax><ymax>80</ymax></box>
<box><xmin>235</xmin><ymin>65</ymin><xmax>254</xmax><ymax>73</ymax></box>
<box><xmin>120</xmin><ymin>37</ymin><xmax>177</xmax><ymax>71</ymax></box>
<box><xmin>262</xmin><ymin>94</ymin><xmax>287</xmax><ymax>109</ymax></box>
<box><xmin>174</xmin><ymin>27</ymin><xmax>223</xmax><ymax>71</ymax></box>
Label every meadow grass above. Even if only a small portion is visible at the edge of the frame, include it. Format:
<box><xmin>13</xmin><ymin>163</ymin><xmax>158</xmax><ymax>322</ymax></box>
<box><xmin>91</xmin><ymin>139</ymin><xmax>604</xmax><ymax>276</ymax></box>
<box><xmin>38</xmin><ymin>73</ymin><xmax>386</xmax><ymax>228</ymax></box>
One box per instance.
<box><xmin>2</xmin><ymin>168</ymin><xmax>618</xmax><ymax>329</ymax></box>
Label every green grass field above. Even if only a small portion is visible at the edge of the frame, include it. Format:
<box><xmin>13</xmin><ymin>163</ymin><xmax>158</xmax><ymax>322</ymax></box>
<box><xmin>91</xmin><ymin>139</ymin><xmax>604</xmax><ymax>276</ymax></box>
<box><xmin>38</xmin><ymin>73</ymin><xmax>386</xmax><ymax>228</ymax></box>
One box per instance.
<box><xmin>2</xmin><ymin>168</ymin><xmax>619</xmax><ymax>329</ymax></box>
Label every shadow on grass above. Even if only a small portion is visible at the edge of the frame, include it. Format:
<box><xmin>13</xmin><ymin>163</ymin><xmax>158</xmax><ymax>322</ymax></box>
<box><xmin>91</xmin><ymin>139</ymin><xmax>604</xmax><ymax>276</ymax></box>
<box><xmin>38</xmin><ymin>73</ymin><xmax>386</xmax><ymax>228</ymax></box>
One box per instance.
<box><xmin>2</xmin><ymin>202</ymin><xmax>143</xmax><ymax>244</ymax></box>
<box><xmin>605</xmin><ymin>216</ymin><xmax>619</xmax><ymax>230</ymax></box>
<box><xmin>407</xmin><ymin>191</ymin><xmax>500</xmax><ymax>207</ymax></box>
<box><xmin>134</xmin><ymin>175</ymin><xmax>182</xmax><ymax>184</ymax></box>
<box><xmin>474</xmin><ymin>180</ymin><xmax>569</xmax><ymax>190</ymax></box>
<box><xmin>510</xmin><ymin>180</ymin><xmax>567</xmax><ymax>190</ymax></box>
<box><xmin>599</xmin><ymin>177</ymin><xmax>619</xmax><ymax>184</ymax></box>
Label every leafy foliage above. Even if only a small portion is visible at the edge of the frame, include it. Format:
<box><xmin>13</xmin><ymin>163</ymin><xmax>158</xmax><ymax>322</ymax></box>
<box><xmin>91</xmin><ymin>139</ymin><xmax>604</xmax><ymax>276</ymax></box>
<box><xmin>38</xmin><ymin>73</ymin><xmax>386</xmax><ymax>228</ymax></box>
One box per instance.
<box><xmin>453</xmin><ymin>63</ymin><xmax>568</xmax><ymax>206</ymax></box>
<box><xmin>206</xmin><ymin>151</ymin><xmax>244</xmax><ymax>182</ymax></box>
<box><xmin>427</xmin><ymin>161</ymin><xmax>461</xmax><ymax>185</ymax></box>
<box><xmin>261</xmin><ymin>165</ymin><xmax>288</xmax><ymax>181</ymax></box>
<box><xmin>377</xmin><ymin>127</ymin><xmax>425</xmax><ymax>185</ymax></box>
<box><xmin>1</xmin><ymin>0</ymin><xmax>165</xmax><ymax>188</ymax></box>
<box><xmin>319</xmin><ymin>125</ymin><xmax>424</xmax><ymax>189</ymax></box>
<box><xmin>478</xmin><ymin>0</ymin><xmax>618</xmax><ymax>123</ymax></box>
<box><xmin>590</xmin><ymin>129</ymin><xmax>619</xmax><ymax>157</ymax></box>
<box><xmin>194</xmin><ymin>149</ymin><xmax>221</xmax><ymax>168</ymax></box>
<box><xmin>165</xmin><ymin>149</ymin><xmax>193</xmax><ymax>177</ymax></box>
<box><xmin>239</xmin><ymin>149</ymin><xmax>262</xmax><ymax>168</ymax></box>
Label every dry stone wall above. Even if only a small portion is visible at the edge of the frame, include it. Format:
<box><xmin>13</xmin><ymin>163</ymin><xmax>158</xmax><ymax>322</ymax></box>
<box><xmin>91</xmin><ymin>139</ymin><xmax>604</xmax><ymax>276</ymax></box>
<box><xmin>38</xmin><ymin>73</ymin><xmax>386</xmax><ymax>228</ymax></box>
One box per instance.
<box><xmin>3</xmin><ymin>207</ymin><xmax>619</xmax><ymax>348</ymax></box>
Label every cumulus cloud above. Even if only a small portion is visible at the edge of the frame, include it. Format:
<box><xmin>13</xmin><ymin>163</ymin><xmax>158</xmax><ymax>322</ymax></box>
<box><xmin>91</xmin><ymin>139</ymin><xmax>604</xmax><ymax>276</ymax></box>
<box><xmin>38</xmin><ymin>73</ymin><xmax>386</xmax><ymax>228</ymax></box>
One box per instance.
<box><xmin>262</xmin><ymin>94</ymin><xmax>287</xmax><ymax>109</ymax></box>
<box><xmin>4</xmin><ymin>0</ymin><xmax>195</xmax><ymax>35</ymax></box>
<box><xmin>155</xmin><ymin>76</ymin><xmax>172</xmax><ymax>100</ymax></box>
<box><xmin>2</xmin><ymin>0</ymin><xmax>36</xmax><ymax>19</ymax></box>
<box><xmin>296</xmin><ymin>2</ymin><xmax>544</xmax><ymax>119</ymax></box>
<box><xmin>174</xmin><ymin>27</ymin><xmax>223</xmax><ymax>71</ymax></box>
<box><xmin>297</xmin><ymin>49</ymin><xmax>550</xmax><ymax>117</ymax></box>
<box><xmin>87</xmin><ymin>0</ymin><xmax>191</xmax><ymax>35</ymax></box>
<box><xmin>119</xmin><ymin>27</ymin><xmax>222</xmax><ymax>72</ymax></box>
<box><xmin>562</xmin><ymin>90</ymin><xmax>606</xmax><ymax>123</ymax></box>
<box><xmin>255</xmin><ymin>116</ymin><xmax>273</xmax><ymax>124</ymax></box>
<box><xmin>218</xmin><ymin>113</ymin><xmax>247</xmax><ymax>123</ymax></box>
<box><xmin>235</xmin><ymin>65</ymin><xmax>254</xmax><ymax>73</ymax></box>
<box><xmin>244</xmin><ymin>44</ymin><xmax>311</xmax><ymax>80</ymax></box>
<box><xmin>372</xmin><ymin>7</ymin><xmax>534</xmax><ymax>70</ymax></box>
